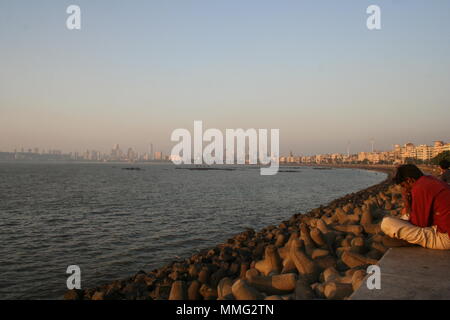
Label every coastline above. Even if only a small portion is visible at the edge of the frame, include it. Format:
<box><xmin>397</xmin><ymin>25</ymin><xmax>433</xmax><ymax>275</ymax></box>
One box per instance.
<box><xmin>64</xmin><ymin>164</ymin><xmax>424</xmax><ymax>300</ymax></box>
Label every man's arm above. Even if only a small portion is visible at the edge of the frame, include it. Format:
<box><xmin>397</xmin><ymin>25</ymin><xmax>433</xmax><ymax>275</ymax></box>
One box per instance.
<box><xmin>401</xmin><ymin>189</ymin><xmax>412</xmax><ymax>216</ymax></box>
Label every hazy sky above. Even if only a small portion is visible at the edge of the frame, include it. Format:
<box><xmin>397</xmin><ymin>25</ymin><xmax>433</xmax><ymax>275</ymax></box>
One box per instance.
<box><xmin>1</xmin><ymin>0</ymin><xmax>449</xmax><ymax>155</ymax></box>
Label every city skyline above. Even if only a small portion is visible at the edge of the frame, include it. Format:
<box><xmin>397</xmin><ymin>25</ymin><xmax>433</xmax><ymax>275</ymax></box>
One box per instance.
<box><xmin>1</xmin><ymin>132</ymin><xmax>450</xmax><ymax>157</ymax></box>
<box><xmin>1</xmin><ymin>1</ymin><xmax>450</xmax><ymax>155</ymax></box>
<box><xmin>2</xmin><ymin>138</ymin><xmax>448</xmax><ymax>163</ymax></box>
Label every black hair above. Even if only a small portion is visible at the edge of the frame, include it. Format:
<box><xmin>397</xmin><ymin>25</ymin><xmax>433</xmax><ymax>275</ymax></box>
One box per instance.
<box><xmin>439</xmin><ymin>159</ymin><xmax>450</xmax><ymax>170</ymax></box>
<box><xmin>392</xmin><ymin>164</ymin><xmax>424</xmax><ymax>184</ymax></box>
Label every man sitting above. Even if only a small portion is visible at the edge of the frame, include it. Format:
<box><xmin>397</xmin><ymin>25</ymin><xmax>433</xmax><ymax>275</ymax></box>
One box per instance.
<box><xmin>381</xmin><ymin>164</ymin><xmax>450</xmax><ymax>250</ymax></box>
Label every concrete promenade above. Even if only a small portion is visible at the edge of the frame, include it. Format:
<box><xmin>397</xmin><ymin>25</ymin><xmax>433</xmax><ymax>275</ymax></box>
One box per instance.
<box><xmin>351</xmin><ymin>247</ymin><xmax>450</xmax><ymax>300</ymax></box>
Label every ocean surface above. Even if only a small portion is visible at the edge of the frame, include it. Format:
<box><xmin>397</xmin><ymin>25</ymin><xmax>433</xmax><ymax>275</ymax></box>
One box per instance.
<box><xmin>0</xmin><ymin>162</ymin><xmax>386</xmax><ymax>299</ymax></box>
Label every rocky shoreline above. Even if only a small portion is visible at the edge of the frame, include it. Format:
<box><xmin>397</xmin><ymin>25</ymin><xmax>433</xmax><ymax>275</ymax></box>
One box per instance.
<box><xmin>64</xmin><ymin>165</ymin><xmax>412</xmax><ymax>300</ymax></box>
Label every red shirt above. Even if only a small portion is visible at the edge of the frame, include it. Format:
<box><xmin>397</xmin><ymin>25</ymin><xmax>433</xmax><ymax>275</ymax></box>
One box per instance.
<box><xmin>410</xmin><ymin>175</ymin><xmax>450</xmax><ymax>236</ymax></box>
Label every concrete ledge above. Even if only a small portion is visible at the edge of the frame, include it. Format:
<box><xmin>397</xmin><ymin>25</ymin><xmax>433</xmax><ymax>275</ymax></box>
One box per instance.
<box><xmin>351</xmin><ymin>247</ymin><xmax>450</xmax><ymax>300</ymax></box>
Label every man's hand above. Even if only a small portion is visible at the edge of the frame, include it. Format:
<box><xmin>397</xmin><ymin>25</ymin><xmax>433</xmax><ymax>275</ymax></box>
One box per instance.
<box><xmin>401</xmin><ymin>190</ymin><xmax>412</xmax><ymax>212</ymax></box>
<box><xmin>401</xmin><ymin>207</ymin><xmax>410</xmax><ymax>216</ymax></box>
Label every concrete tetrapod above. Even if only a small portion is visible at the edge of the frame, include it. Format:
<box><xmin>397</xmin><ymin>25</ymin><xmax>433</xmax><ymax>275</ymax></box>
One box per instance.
<box><xmin>217</xmin><ymin>277</ymin><xmax>234</xmax><ymax>300</ymax></box>
<box><xmin>294</xmin><ymin>278</ymin><xmax>315</xmax><ymax>300</ymax></box>
<box><xmin>341</xmin><ymin>251</ymin><xmax>378</xmax><ymax>268</ymax></box>
<box><xmin>324</xmin><ymin>281</ymin><xmax>353</xmax><ymax>300</ymax></box>
<box><xmin>255</xmin><ymin>245</ymin><xmax>283</xmax><ymax>276</ymax></box>
<box><xmin>188</xmin><ymin>280</ymin><xmax>202</xmax><ymax>300</ymax></box>
<box><xmin>290</xmin><ymin>238</ymin><xmax>320</xmax><ymax>284</ymax></box>
<box><xmin>169</xmin><ymin>281</ymin><xmax>187</xmax><ymax>300</ymax></box>
<box><xmin>231</xmin><ymin>279</ymin><xmax>265</xmax><ymax>300</ymax></box>
<box><xmin>246</xmin><ymin>273</ymin><xmax>298</xmax><ymax>295</ymax></box>
<box><xmin>333</xmin><ymin>224</ymin><xmax>364</xmax><ymax>236</ymax></box>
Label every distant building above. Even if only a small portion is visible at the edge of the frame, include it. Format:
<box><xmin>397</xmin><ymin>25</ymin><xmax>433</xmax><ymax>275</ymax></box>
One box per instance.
<box><xmin>433</xmin><ymin>141</ymin><xmax>450</xmax><ymax>158</ymax></box>
<box><xmin>286</xmin><ymin>140</ymin><xmax>449</xmax><ymax>165</ymax></box>
<box><xmin>154</xmin><ymin>151</ymin><xmax>163</xmax><ymax>161</ymax></box>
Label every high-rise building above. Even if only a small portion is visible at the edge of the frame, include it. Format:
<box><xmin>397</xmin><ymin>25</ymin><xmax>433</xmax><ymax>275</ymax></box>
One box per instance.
<box><xmin>127</xmin><ymin>147</ymin><xmax>136</xmax><ymax>161</ymax></box>
<box><xmin>154</xmin><ymin>151</ymin><xmax>163</xmax><ymax>161</ymax></box>
<box><xmin>111</xmin><ymin>144</ymin><xmax>122</xmax><ymax>160</ymax></box>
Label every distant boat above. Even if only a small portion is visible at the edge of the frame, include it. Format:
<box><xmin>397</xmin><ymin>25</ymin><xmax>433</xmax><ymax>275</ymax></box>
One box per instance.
<box><xmin>176</xmin><ymin>167</ymin><xmax>235</xmax><ymax>171</ymax></box>
<box><xmin>122</xmin><ymin>167</ymin><xmax>143</xmax><ymax>171</ymax></box>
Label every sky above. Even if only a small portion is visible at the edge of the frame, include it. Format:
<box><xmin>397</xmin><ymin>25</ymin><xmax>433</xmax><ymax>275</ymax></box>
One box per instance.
<box><xmin>0</xmin><ymin>0</ymin><xmax>449</xmax><ymax>156</ymax></box>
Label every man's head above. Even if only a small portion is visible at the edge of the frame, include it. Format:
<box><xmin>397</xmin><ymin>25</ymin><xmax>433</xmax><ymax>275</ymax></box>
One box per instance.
<box><xmin>439</xmin><ymin>159</ymin><xmax>450</xmax><ymax>173</ymax></box>
<box><xmin>393</xmin><ymin>164</ymin><xmax>424</xmax><ymax>192</ymax></box>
